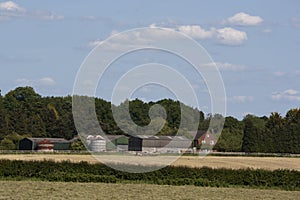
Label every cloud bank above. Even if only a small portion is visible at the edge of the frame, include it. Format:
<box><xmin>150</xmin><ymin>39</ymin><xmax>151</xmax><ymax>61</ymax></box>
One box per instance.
<box><xmin>177</xmin><ymin>25</ymin><xmax>247</xmax><ymax>45</ymax></box>
<box><xmin>272</xmin><ymin>89</ymin><xmax>300</xmax><ymax>102</ymax></box>
<box><xmin>16</xmin><ymin>77</ymin><xmax>56</xmax><ymax>86</ymax></box>
<box><xmin>0</xmin><ymin>1</ymin><xmax>63</xmax><ymax>21</ymax></box>
<box><xmin>226</xmin><ymin>12</ymin><xmax>263</xmax><ymax>26</ymax></box>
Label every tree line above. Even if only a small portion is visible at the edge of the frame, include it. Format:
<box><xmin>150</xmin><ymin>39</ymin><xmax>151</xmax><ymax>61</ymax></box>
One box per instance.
<box><xmin>0</xmin><ymin>86</ymin><xmax>299</xmax><ymax>153</ymax></box>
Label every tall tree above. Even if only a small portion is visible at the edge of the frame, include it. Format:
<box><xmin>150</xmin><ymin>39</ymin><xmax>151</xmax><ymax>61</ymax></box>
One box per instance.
<box><xmin>0</xmin><ymin>90</ymin><xmax>8</xmax><ymax>137</ymax></box>
<box><xmin>242</xmin><ymin>115</ymin><xmax>266</xmax><ymax>152</ymax></box>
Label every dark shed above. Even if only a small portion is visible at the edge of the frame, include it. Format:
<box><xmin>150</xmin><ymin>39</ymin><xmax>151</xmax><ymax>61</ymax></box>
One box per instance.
<box><xmin>19</xmin><ymin>138</ymin><xmax>35</xmax><ymax>150</ymax></box>
<box><xmin>128</xmin><ymin>135</ymin><xmax>191</xmax><ymax>152</ymax></box>
<box><xmin>128</xmin><ymin>136</ymin><xmax>143</xmax><ymax>151</ymax></box>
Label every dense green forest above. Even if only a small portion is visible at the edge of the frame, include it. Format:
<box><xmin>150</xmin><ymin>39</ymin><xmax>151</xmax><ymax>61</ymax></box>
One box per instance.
<box><xmin>0</xmin><ymin>86</ymin><xmax>299</xmax><ymax>153</ymax></box>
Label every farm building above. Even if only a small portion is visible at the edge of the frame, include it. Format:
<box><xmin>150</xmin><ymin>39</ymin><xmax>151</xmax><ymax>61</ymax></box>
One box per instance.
<box><xmin>128</xmin><ymin>135</ymin><xmax>191</xmax><ymax>153</ymax></box>
<box><xmin>106</xmin><ymin>135</ymin><xmax>128</xmax><ymax>151</ymax></box>
<box><xmin>86</xmin><ymin>135</ymin><xmax>129</xmax><ymax>152</ymax></box>
<box><xmin>87</xmin><ymin>135</ymin><xmax>106</xmax><ymax>152</ymax></box>
<box><xmin>36</xmin><ymin>139</ymin><xmax>54</xmax><ymax>152</ymax></box>
<box><xmin>193</xmin><ymin>130</ymin><xmax>206</xmax><ymax>148</ymax></box>
<box><xmin>193</xmin><ymin>131</ymin><xmax>218</xmax><ymax>151</ymax></box>
<box><xmin>19</xmin><ymin>138</ymin><xmax>71</xmax><ymax>151</ymax></box>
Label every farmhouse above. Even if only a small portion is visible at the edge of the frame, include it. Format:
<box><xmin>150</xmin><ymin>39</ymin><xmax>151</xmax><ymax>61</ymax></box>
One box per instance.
<box><xmin>128</xmin><ymin>135</ymin><xmax>191</xmax><ymax>153</ymax></box>
<box><xmin>193</xmin><ymin>130</ymin><xmax>206</xmax><ymax>148</ymax></box>
<box><xmin>193</xmin><ymin>131</ymin><xmax>218</xmax><ymax>151</ymax></box>
<box><xmin>19</xmin><ymin>137</ymin><xmax>71</xmax><ymax>151</ymax></box>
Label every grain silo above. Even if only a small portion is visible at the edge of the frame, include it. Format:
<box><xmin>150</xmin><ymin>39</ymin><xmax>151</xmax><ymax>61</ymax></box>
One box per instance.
<box><xmin>88</xmin><ymin>135</ymin><xmax>106</xmax><ymax>152</ymax></box>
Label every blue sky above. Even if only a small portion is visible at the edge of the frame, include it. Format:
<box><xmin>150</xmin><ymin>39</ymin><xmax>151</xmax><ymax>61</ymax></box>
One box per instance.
<box><xmin>0</xmin><ymin>0</ymin><xmax>300</xmax><ymax>119</ymax></box>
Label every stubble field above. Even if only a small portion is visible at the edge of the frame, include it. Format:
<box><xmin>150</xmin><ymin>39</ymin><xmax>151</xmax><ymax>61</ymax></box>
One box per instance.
<box><xmin>0</xmin><ymin>181</ymin><xmax>299</xmax><ymax>200</ymax></box>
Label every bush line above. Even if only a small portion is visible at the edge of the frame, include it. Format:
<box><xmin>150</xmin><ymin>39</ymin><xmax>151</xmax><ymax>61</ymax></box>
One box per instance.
<box><xmin>0</xmin><ymin>159</ymin><xmax>299</xmax><ymax>190</ymax></box>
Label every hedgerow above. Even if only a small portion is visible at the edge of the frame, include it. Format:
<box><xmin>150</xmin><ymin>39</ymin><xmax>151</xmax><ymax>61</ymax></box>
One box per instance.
<box><xmin>0</xmin><ymin>159</ymin><xmax>299</xmax><ymax>190</ymax></box>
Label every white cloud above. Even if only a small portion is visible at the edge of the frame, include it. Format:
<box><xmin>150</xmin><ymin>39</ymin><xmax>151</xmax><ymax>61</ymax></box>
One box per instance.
<box><xmin>177</xmin><ymin>25</ymin><xmax>247</xmax><ymax>45</ymax></box>
<box><xmin>271</xmin><ymin>89</ymin><xmax>300</xmax><ymax>101</ymax></box>
<box><xmin>0</xmin><ymin>1</ymin><xmax>25</xmax><ymax>12</ymax></box>
<box><xmin>34</xmin><ymin>11</ymin><xmax>64</xmax><ymax>21</ymax></box>
<box><xmin>87</xmin><ymin>29</ymin><xmax>156</xmax><ymax>49</ymax></box>
<box><xmin>88</xmin><ymin>39</ymin><xmax>103</xmax><ymax>48</ymax></box>
<box><xmin>284</xmin><ymin>89</ymin><xmax>298</xmax><ymax>95</ymax></box>
<box><xmin>227</xmin><ymin>12</ymin><xmax>263</xmax><ymax>26</ymax></box>
<box><xmin>202</xmin><ymin>62</ymin><xmax>246</xmax><ymax>71</ymax></box>
<box><xmin>273</xmin><ymin>70</ymin><xmax>300</xmax><ymax>77</ymax></box>
<box><xmin>149</xmin><ymin>23</ymin><xmax>157</xmax><ymax>28</ymax></box>
<box><xmin>229</xmin><ymin>96</ymin><xmax>254</xmax><ymax>103</ymax></box>
<box><xmin>46</xmin><ymin>14</ymin><xmax>64</xmax><ymax>20</ymax></box>
<box><xmin>16</xmin><ymin>77</ymin><xmax>56</xmax><ymax>87</ymax></box>
<box><xmin>215</xmin><ymin>27</ymin><xmax>247</xmax><ymax>45</ymax></box>
<box><xmin>0</xmin><ymin>1</ymin><xmax>26</xmax><ymax>20</ymax></box>
<box><xmin>217</xmin><ymin>62</ymin><xmax>246</xmax><ymax>71</ymax></box>
<box><xmin>87</xmin><ymin>24</ymin><xmax>248</xmax><ymax>50</ymax></box>
<box><xmin>37</xmin><ymin>77</ymin><xmax>56</xmax><ymax>86</ymax></box>
<box><xmin>177</xmin><ymin>25</ymin><xmax>214</xmax><ymax>39</ymax></box>
<box><xmin>0</xmin><ymin>1</ymin><xmax>63</xmax><ymax>21</ymax></box>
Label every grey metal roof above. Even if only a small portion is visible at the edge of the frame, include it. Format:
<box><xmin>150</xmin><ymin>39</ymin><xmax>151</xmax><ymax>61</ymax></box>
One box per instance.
<box><xmin>132</xmin><ymin>135</ymin><xmax>190</xmax><ymax>141</ymax></box>
<box><xmin>26</xmin><ymin>138</ymin><xmax>70</xmax><ymax>143</ymax></box>
<box><xmin>106</xmin><ymin>135</ymin><xmax>127</xmax><ymax>141</ymax></box>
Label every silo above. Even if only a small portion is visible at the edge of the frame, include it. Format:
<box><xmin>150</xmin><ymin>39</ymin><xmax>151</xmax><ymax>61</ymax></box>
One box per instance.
<box><xmin>86</xmin><ymin>135</ymin><xmax>94</xmax><ymax>146</ymax></box>
<box><xmin>89</xmin><ymin>135</ymin><xmax>106</xmax><ymax>152</ymax></box>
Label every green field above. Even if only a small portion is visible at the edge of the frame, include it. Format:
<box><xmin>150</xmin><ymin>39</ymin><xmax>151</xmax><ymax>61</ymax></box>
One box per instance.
<box><xmin>0</xmin><ymin>181</ymin><xmax>299</xmax><ymax>200</ymax></box>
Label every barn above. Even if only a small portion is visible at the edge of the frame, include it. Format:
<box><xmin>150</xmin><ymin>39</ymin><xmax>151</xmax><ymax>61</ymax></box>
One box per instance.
<box><xmin>106</xmin><ymin>135</ymin><xmax>128</xmax><ymax>151</ymax></box>
<box><xmin>19</xmin><ymin>138</ymin><xmax>71</xmax><ymax>151</ymax></box>
<box><xmin>36</xmin><ymin>139</ymin><xmax>54</xmax><ymax>152</ymax></box>
<box><xmin>128</xmin><ymin>135</ymin><xmax>191</xmax><ymax>153</ymax></box>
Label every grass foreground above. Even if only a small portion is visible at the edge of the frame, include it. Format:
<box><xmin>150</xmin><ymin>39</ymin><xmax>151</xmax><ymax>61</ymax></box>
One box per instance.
<box><xmin>0</xmin><ymin>180</ymin><xmax>299</xmax><ymax>200</ymax></box>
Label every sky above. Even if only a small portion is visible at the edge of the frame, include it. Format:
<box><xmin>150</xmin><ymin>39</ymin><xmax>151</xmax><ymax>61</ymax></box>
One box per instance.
<box><xmin>0</xmin><ymin>0</ymin><xmax>300</xmax><ymax>119</ymax></box>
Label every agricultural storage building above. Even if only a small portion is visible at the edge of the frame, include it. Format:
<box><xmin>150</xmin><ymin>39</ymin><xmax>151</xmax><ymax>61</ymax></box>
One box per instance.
<box><xmin>19</xmin><ymin>137</ymin><xmax>71</xmax><ymax>151</ymax></box>
<box><xmin>36</xmin><ymin>139</ymin><xmax>54</xmax><ymax>152</ymax></box>
<box><xmin>87</xmin><ymin>135</ymin><xmax>106</xmax><ymax>152</ymax></box>
<box><xmin>128</xmin><ymin>135</ymin><xmax>191</xmax><ymax>153</ymax></box>
<box><xmin>106</xmin><ymin>135</ymin><xmax>128</xmax><ymax>151</ymax></box>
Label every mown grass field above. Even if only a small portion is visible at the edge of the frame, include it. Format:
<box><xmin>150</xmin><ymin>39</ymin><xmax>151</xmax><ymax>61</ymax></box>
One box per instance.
<box><xmin>0</xmin><ymin>181</ymin><xmax>299</xmax><ymax>200</ymax></box>
<box><xmin>0</xmin><ymin>154</ymin><xmax>300</xmax><ymax>171</ymax></box>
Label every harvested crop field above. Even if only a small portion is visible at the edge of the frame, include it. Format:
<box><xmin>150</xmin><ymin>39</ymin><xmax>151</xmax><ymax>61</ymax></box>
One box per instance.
<box><xmin>0</xmin><ymin>181</ymin><xmax>299</xmax><ymax>200</ymax></box>
<box><xmin>0</xmin><ymin>154</ymin><xmax>300</xmax><ymax>171</ymax></box>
